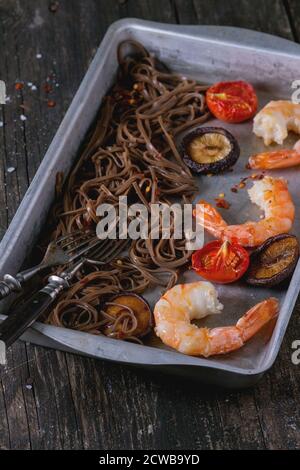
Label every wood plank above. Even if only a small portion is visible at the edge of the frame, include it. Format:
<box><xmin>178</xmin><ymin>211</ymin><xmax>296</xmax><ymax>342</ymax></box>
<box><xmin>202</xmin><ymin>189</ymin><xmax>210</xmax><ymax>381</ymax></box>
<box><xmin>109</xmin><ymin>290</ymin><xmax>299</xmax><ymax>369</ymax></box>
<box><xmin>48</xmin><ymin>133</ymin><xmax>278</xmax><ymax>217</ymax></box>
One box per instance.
<box><xmin>25</xmin><ymin>347</ymin><xmax>83</xmax><ymax>449</ymax></box>
<box><xmin>0</xmin><ymin>343</ymin><xmax>33</xmax><ymax>449</ymax></box>
<box><xmin>253</xmin><ymin>312</ymin><xmax>300</xmax><ymax>450</ymax></box>
<box><xmin>0</xmin><ymin>0</ymin><xmax>100</xmax><ymax>450</ymax></box>
<box><xmin>66</xmin><ymin>357</ymin><xmax>224</xmax><ymax>450</ymax></box>
<box><xmin>285</xmin><ymin>0</ymin><xmax>300</xmax><ymax>42</ymax></box>
<box><xmin>174</xmin><ymin>0</ymin><xmax>293</xmax><ymax>40</ymax></box>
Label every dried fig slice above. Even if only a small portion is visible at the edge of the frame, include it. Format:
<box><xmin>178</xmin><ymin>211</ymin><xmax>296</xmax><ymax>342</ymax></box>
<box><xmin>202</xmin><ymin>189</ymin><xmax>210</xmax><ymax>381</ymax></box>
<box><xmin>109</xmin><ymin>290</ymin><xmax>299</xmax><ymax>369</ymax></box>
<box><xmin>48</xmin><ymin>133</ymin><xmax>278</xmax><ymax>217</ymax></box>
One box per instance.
<box><xmin>181</xmin><ymin>127</ymin><xmax>240</xmax><ymax>174</ymax></box>
<box><xmin>246</xmin><ymin>234</ymin><xmax>299</xmax><ymax>286</ymax></box>
<box><xmin>102</xmin><ymin>293</ymin><xmax>153</xmax><ymax>339</ymax></box>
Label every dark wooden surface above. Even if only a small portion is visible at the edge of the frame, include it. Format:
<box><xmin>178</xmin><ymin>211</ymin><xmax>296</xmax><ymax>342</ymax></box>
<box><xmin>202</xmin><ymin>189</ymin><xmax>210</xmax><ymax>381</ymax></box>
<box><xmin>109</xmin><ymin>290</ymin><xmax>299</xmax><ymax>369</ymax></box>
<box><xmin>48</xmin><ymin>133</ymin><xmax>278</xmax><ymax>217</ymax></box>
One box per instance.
<box><xmin>0</xmin><ymin>0</ymin><xmax>300</xmax><ymax>450</ymax></box>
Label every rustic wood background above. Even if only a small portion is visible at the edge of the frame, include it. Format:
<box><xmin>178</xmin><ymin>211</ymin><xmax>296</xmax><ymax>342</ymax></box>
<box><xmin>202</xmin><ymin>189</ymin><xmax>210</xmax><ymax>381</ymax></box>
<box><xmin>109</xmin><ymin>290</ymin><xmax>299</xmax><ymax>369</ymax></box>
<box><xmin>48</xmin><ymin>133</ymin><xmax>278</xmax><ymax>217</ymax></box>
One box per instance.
<box><xmin>0</xmin><ymin>0</ymin><xmax>300</xmax><ymax>450</ymax></box>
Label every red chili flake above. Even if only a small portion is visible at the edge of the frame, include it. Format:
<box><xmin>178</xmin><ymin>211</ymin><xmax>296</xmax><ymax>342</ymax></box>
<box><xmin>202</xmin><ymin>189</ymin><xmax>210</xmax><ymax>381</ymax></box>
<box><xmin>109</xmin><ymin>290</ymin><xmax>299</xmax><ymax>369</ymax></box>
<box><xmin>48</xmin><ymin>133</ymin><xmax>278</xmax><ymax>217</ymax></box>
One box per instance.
<box><xmin>231</xmin><ymin>187</ymin><xmax>238</xmax><ymax>193</ymax></box>
<box><xmin>47</xmin><ymin>99</ymin><xmax>56</xmax><ymax>108</ymax></box>
<box><xmin>254</xmin><ymin>173</ymin><xmax>265</xmax><ymax>180</ymax></box>
<box><xmin>43</xmin><ymin>83</ymin><xmax>53</xmax><ymax>93</ymax></box>
<box><xmin>238</xmin><ymin>182</ymin><xmax>246</xmax><ymax>189</ymax></box>
<box><xmin>15</xmin><ymin>82</ymin><xmax>24</xmax><ymax>90</ymax></box>
<box><xmin>215</xmin><ymin>198</ymin><xmax>231</xmax><ymax>209</ymax></box>
<box><xmin>245</xmin><ymin>163</ymin><xmax>251</xmax><ymax>170</ymax></box>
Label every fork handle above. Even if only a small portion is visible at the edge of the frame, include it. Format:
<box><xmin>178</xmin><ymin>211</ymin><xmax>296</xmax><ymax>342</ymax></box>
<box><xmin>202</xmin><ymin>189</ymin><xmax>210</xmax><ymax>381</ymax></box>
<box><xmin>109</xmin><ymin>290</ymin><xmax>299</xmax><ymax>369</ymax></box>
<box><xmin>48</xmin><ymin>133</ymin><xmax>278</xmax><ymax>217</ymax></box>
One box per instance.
<box><xmin>0</xmin><ymin>275</ymin><xmax>68</xmax><ymax>347</ymax></box>
<box><xmin>0</xmin><ymin>275</ymin><xmax>23</xmax><ymax>300</ymax></box>
<box><xmin>0</xmin><ymin>264</ymin><xmax>49</xmax><ymax>300</ymax></box>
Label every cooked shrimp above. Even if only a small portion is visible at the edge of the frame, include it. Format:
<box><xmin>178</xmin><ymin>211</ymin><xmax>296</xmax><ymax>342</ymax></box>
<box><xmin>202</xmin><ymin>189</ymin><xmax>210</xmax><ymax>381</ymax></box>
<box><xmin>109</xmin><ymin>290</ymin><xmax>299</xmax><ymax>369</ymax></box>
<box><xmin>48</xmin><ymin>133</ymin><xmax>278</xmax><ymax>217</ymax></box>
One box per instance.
<box><xmin>154</xmin><ymin>281</ymin><xmax>279</xmax><ymax>357</ymax></box>
<box><xmin>249</xmin><ymin>139</ymin><xmax>300</xmax><ymax>170</ymax></box>
<box><xmin>194</xmin><ymin>176</ymin><xmax>295</xmax><ymax>247</ymax></box>
<box><xmin>253</xmin><ymin>100</ymin><xmax>300</xmax><ymax>145</ymax></box>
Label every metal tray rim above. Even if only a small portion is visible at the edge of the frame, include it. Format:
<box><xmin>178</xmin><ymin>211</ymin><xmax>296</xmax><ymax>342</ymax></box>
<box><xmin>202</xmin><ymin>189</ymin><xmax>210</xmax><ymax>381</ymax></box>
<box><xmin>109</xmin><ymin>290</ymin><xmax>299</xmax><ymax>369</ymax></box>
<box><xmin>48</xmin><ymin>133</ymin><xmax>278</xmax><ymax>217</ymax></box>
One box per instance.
<box><xmin>0</xmin><ymin>314</ymin><xmax>275</xmax><ymax>376</ymax></box>
<box><xmin>1</xmin><ymin>18</ymin><xmax>300</xmax><ymax>383</ymax></box>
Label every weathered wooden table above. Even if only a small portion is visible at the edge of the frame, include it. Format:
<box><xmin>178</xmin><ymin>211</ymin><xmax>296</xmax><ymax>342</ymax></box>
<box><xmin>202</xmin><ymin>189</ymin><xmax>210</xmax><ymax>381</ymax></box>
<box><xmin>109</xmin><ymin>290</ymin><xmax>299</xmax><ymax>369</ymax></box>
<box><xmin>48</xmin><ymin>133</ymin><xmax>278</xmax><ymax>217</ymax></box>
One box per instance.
<box><xmin>0</xmin><ymin>0</ymin><xmax>299</xmax><ymax>450</ymax></box>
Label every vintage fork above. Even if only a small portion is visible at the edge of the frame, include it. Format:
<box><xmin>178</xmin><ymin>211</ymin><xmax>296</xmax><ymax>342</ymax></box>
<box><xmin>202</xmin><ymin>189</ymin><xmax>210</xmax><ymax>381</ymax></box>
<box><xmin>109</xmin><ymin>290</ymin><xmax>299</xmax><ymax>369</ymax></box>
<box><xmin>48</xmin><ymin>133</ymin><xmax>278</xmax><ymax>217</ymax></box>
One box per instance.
<box><xmin>0</xmin><ymin>238</ymin><xmax>129</xmax><ymax>349</ymax></box>
<box><xmin>0</xmin><ymin>230</ymin><xmax>98</xmax><ymax>300</ymax></box>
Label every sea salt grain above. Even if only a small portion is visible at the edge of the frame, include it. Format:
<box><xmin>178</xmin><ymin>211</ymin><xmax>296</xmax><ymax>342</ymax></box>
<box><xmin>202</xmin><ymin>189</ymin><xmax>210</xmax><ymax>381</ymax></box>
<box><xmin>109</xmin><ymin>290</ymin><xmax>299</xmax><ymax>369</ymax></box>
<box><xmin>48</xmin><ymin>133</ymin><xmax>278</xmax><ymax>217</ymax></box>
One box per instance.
<box><xmin>7</xmin><ymin>167</ymin><xmax>15</xmax><ymax>173</ymax></box>
<box><xmin>0</xmin><ymin>121</ymin><xmax>3</xmax><ymax>127</ymax></box>
<box><xmin>20</xmin><ymin>114</ymin><xmax>27</xmax><ymax>121</ymax></box>
<box><xmin>36</xmin><ymin>53</ymin><xmax>42</xmax><ymax>59</ymax></box>
<box><xmin>31</xmin><ymin>85</ymin><xmax>37</xmax><ymax>91</ymax></box>
<box><xmin>148</xmin><ymin>424</ymin><xmax>154</xmax><ymax>435</ymax></box>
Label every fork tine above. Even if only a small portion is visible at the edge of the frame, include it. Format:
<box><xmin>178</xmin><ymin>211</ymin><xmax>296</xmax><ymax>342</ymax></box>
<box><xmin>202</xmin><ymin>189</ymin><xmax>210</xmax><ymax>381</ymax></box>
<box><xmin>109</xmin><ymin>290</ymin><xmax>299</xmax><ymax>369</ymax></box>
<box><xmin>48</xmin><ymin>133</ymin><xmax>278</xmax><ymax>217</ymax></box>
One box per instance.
<box><xmin>63</xmin><ymin>234</ymin><xmax>97</xmax><ymax>254</ymax></box>
<box><xmin>86</xmin><ymin>238</ymin><xmax>113</xmax><ymax>260</ymax></box>
<box><xmin>68</xmin><ymin>236</ymin><xmax>102</xmax><ymax>262</ymax></box>
<box><xmin>83</xmin><ymin>239</ymin><xmax>130</xmax><ymax>265</ymax></box>
<box><xmin>55</xmin><ymin>230</ymin><xmax>130</xmax><ymax>268</ymax></box>
<box><xmin>56</xmin><ymin>230</ymin><xmax>84</xmax><ymax>244</ymax></box>
<box><xmin>102</xmin><ymin>239</ymin><xmax>130</xmax><ymax>263</ymax></box>
<box><xmin>58</xmin><ymin>231</ymin><xmax>94</xmax><ymax>251</ymax></box>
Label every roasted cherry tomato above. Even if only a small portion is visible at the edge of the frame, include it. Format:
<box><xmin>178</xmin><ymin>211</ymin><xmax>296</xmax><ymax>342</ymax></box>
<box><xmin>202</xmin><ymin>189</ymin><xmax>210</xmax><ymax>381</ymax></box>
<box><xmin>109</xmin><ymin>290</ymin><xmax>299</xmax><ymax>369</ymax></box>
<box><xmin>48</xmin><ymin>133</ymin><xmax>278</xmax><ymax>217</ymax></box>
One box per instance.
<box><xmin>206</xmin><ymin>81</ymin><xmax>258</xmax><ymax>123</ymax></box>
<box><xmin>192</xmin><ymin>240</ymin><xmax>250</xmax><ymax>284</ymax></box>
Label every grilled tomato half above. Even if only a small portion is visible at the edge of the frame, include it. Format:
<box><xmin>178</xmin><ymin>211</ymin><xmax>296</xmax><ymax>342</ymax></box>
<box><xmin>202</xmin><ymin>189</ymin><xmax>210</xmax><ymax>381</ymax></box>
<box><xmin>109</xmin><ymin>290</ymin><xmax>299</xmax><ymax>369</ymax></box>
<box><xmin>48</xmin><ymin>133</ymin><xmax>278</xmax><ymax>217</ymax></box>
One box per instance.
<box><xmin>192</xmin><ymin>240</ymin><xmax>250</xmax><ymax>284</ymax></box>
<box><xmin>206</xmin><ymin>80</ymin><xmax>258</xmax><ymax>123</ymax></box>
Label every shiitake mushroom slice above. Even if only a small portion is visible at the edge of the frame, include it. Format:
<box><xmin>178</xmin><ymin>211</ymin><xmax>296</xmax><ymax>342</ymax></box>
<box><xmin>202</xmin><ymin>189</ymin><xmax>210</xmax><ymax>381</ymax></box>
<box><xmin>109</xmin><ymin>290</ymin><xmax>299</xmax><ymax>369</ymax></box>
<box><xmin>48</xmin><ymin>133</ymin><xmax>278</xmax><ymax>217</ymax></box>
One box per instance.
<box><xmin>181</xmin><ymin>127</ymin><xmax>240</xmax><ymax>174</ymax></box>
<box><xmin>102</xmin><ymin>293</ymin><xmax>153</xmax><ymax>339</ymax></box>
<box><xmin>246</xmin><ymin>234</ymin><xmax>300</xmax><ymax>287</ymax></box>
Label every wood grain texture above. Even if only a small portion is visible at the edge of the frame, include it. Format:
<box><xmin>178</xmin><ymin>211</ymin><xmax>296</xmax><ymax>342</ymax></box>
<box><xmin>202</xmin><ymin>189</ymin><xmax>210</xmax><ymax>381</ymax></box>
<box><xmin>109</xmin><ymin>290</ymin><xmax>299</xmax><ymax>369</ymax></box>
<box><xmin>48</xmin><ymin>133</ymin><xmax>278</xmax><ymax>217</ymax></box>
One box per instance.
<box><xmin>174</xmin><ymin>0</ymin><xmax>293</xmax><ymax>39</ymax></box>
<box><xmin>285</xmin><ymin>0</ymin><xmax>300</xmax><ymax>42</ymax></box>
<box><xmin>0</xmin><ymin>0</ymin><xmax>299</xmax><ymax>450</ymax></box>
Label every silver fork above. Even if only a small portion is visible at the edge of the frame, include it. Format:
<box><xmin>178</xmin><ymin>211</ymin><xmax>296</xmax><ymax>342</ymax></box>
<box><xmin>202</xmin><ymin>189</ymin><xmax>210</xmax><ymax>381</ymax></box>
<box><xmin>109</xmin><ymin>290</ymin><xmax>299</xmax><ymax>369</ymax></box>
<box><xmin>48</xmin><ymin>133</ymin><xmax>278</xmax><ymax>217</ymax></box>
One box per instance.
<box><xmin>0</xmin><ymin>230</ymin><xmax>99</xmax><ymax>300</ymax></box>
<box><xmin>0</xmin><ymin>238</ymin><xmax>129</xmax><ymax>350</ymax></box>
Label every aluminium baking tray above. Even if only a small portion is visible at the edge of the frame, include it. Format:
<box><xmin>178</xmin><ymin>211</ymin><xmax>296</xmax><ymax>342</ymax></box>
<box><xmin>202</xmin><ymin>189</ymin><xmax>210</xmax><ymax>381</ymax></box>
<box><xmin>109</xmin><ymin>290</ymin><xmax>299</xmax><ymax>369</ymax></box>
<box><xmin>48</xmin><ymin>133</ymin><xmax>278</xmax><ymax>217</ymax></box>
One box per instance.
<box><xmin>1</xmin><ymin>19</ymin><xmax>300</xmax><ymax>388</ymax></box>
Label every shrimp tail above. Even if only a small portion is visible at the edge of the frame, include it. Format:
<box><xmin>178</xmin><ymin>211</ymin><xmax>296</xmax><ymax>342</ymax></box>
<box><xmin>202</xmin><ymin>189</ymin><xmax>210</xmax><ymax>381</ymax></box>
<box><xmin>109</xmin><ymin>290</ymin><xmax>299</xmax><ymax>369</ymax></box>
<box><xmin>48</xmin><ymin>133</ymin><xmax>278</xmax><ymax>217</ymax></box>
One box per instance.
<box><xmin>236</xmin><ymin>297</ymin><xmax>279</xmax><ymax>342</ymax></box>
<box><xmin>249</xmin><ymin>143</ymin><xmax>300</xmax><ymax>170</ymax></box>
<box><xmin>206</xmin><ymin>297</ymin><xmax>279</xmax><ymax>356</ymax></box>
<box><xmin>193</xmin><ymin>177</ymin><xmax>294</xmax><ymax>247</ymax></box>
<box><xmin>194</xmin><ymin>200</ymin><xmax>227</xmax><ymax>239</ymax></box>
